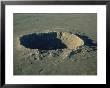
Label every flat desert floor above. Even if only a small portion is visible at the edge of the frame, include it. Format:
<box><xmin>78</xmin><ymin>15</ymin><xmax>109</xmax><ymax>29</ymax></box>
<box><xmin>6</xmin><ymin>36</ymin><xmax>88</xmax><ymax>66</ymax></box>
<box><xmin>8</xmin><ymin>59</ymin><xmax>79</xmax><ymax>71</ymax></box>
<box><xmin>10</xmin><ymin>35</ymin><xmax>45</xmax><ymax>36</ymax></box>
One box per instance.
<box><xmin>13</xmin><ymin>13</ymin><xmax>97</xmax><ymax>75</ymax></box>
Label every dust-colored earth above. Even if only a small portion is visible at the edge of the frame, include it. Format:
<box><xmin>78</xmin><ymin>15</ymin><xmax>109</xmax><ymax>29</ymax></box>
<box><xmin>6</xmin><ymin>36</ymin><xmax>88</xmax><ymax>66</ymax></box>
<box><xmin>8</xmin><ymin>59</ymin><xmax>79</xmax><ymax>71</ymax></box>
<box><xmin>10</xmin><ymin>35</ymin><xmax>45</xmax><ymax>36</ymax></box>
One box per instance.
<box><xmin>13</xmin><ymin>13</ymin><xmax>97</xmax><ymax>75</ymax></box>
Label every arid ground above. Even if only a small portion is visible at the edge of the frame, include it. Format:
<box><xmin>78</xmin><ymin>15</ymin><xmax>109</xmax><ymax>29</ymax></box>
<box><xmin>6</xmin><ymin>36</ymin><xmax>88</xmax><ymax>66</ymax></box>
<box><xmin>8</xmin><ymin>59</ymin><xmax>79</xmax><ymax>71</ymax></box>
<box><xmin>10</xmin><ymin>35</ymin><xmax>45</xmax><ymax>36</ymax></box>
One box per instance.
<box><xmin>13</xmin><ymin>13</ymin><xmax>97</xmax><ymax>75</ymax></box>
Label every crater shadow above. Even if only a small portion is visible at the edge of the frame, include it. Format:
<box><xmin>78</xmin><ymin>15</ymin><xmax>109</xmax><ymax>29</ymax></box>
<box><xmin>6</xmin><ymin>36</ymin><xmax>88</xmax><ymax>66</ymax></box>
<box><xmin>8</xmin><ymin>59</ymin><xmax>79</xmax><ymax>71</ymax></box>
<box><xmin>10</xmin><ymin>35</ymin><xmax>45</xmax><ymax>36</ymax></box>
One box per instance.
<box><xmin>75</xmin><ymin>33</ymin><xmax>97</xmax><ymax>47</ymax></box>
<box><xmin>19</xmin><ymin>32</ymin><xmax>67</xmax><ymax>50</ymax></box>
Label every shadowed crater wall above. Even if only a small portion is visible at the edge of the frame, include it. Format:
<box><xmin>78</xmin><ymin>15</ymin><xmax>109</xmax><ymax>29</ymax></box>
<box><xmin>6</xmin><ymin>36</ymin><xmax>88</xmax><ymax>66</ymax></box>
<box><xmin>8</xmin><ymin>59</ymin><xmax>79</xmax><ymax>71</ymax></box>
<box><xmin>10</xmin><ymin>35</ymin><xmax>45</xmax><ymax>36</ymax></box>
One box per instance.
<box><xmin>75</xmin><ymin>33</ymin><xmax>97</xmax><ymax>47</ymax></box>
<box><xmin>19</xmin><ymin>32</ymin><xmax>67</xmax><ymax>50</ymax></box>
